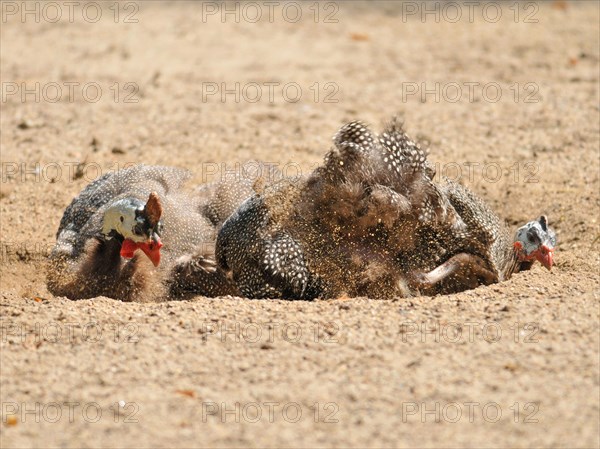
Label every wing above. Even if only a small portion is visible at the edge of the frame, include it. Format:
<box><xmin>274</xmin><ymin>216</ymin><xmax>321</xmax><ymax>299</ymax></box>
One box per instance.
<box><xmin>320</xmin><ymin>121</ymin><xmax>377</xmax><ymax>182</ymax></box>
<box><xmin>442</xmin><ymin>180</ymin><xmax>501</xmax><ymax>245</ymax></box>
<box><xmin>216</xmin><ymin>195</ymin><xmax>314</xmax><ymax>300</ymax></box>
<box><xmin>329</xmin><ymin>118</ymin><xmax>451</xmax><ymax>228</ymax></box>
<box><xmin>261</xmin><ymin>231</ymin><xmax>311</xmax><ymax>298</ymax></box>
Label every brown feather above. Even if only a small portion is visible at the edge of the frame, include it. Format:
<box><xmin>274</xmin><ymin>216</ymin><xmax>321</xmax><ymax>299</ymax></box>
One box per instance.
<box><xmin>143</xmin><ymin>192</ymin><xmax>163</xmax><ymax>228</ymax></box>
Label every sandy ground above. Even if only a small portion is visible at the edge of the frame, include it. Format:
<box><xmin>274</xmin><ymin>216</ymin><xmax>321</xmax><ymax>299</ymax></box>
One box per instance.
<box><xmin>1</xmin><ymin>1</ymin><xmax>599</xmax><ymax>448</ymax></box>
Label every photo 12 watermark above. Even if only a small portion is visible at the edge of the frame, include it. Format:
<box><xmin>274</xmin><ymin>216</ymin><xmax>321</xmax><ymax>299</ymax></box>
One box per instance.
<box><xmin>1</xmin><ymin>320</ymin><xmax>140</xmax><ymax>345</ymax></box>
<box><xmin>198</xmin><ymin>161</ymin><xmax>301</xmax><ymax>184</ymax></box>
<box><xmin>200</xmin><ymin>401</ymin><xmax>339</xmax><ymax>423</ymax></box>
<box><xmin>1</xmin><ymin>162</ymin><xmax>138</xmax><ymax>184</ymax></box>
<box><xmin>398</xmin><ymin>320</ymin><xmax>540</xmax><ymax>344</ymax></box>
<box><xmin>1</xmin><ymin>1</ymin><xmax>140</xmax><ymax>24</ymax></box>
<box><xmin>195</xmin><ymin>320</ymin><xmax>340</xmax><ymax>345</ymax></box>
<box><xmin>400</xmin><ymin>82</ymin><xmax>541</xmax><ymax>104</ymax></box>
<box><xmin>1</xmin><ymin>82</ymin><xmax>140</xmax><ymax>104</ymax></box>
<box><xmin>1</xmin><ymin>401</ymin><xmax>139</xmax><ymax>425</ymax></box>
<box><xmin>200</xmin><ymin>81</ymin><xmax>339</xmax><ymax>104</ymax></box>
<box><xmin>399</xmin><ymin>2</ymin><xmax>539</xmax><ymax>24</ymax></box>
<box><xmin>401</xmin><ymin>401</ymin><xmax>540</xmax><ymax>423</ymax></box>
<box><xmin>430</xmin><ymin>161</ymin><xmax>539</xmax><ymax>184</ymax></box>
<box><xmin>200</xmin><ymin>1</ymin><xmax>339</xmax><ymax>24</ymax></box>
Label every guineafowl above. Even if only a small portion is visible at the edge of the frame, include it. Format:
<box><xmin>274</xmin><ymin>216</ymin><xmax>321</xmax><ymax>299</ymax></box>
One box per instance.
<box><xmin>216</xmin><ymin>119</ymin><xmax>555</xmax><ymax>299</ymax></box>
<box><xmin>47</xmin><ymin>165</ymin><xmax>251</xmax><ymax>301</ymax></box>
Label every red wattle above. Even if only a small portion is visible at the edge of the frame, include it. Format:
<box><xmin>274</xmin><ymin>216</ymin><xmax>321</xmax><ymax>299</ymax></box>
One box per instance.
<box><xmin>119</xmin><ymin>238</ymin><xmax>162</xmax><ymax>267</ymax></box>
<box><xmin>120</xmin><ymin>239</ymin><xmax>139</xmax><ymax>259</ymax></box>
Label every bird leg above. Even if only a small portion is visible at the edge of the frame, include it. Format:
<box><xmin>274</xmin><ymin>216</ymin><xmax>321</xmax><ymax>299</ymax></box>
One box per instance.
<box><xmin>408</xmin><ymin>253</ymin><xmax>498</xmax><ymax>295</ymax></box>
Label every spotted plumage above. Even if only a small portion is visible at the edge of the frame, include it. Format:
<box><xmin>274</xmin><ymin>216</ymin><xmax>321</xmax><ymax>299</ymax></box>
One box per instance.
<box><xmin>48</xmin><ymin>164</ymin><xmax>252</xmax><ymax>301</ymax></box>
<box><xmin>216</xmin><ymin>118</ymin><xmax>556</xmax><ymax>299</ymax></box>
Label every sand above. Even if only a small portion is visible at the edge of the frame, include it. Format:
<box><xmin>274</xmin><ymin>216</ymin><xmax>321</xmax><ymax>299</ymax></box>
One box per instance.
<box><xmin>1</xmin><ymin>1</ymin><xmax>599</xmax><ymax>447</ymax></box>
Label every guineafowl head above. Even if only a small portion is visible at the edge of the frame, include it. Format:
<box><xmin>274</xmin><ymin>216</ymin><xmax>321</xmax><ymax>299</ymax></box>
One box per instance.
<box><xmin>102</xmin><ymin>192</ymin><xmax>164</xmax><ymax>266</ymax></box>
<box><xmin>513</xmin><ymin>215</ymin><xmax>556</xmax><ymax>270</ymax></box>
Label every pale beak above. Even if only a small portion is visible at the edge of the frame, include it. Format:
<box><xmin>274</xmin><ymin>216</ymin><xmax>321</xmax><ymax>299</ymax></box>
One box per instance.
<box><xmin>513</xmin><ymin>241</ymin><xmax>554</xmax><ymax>270</ymax></box>
<box><xmin>138</xmin><ymin>237</ymin><xmax>163</xmax><ymax>267</ymax></box>
<box><xmin>532</xmin><ymin>244</ymin><xmax>554</xmax><ymax>270</ymax></box>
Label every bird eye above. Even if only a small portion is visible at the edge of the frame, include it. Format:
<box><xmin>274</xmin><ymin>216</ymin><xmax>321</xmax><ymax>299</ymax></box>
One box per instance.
<box><xmin>132</xmin><ymin>223</ymin><xmax>144</xmax><ymax>236</ymax></box>
<box><xmin>526</xmin><ymin>228</ymin><xmax>541</xmax><ymax>245</ymax></box>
